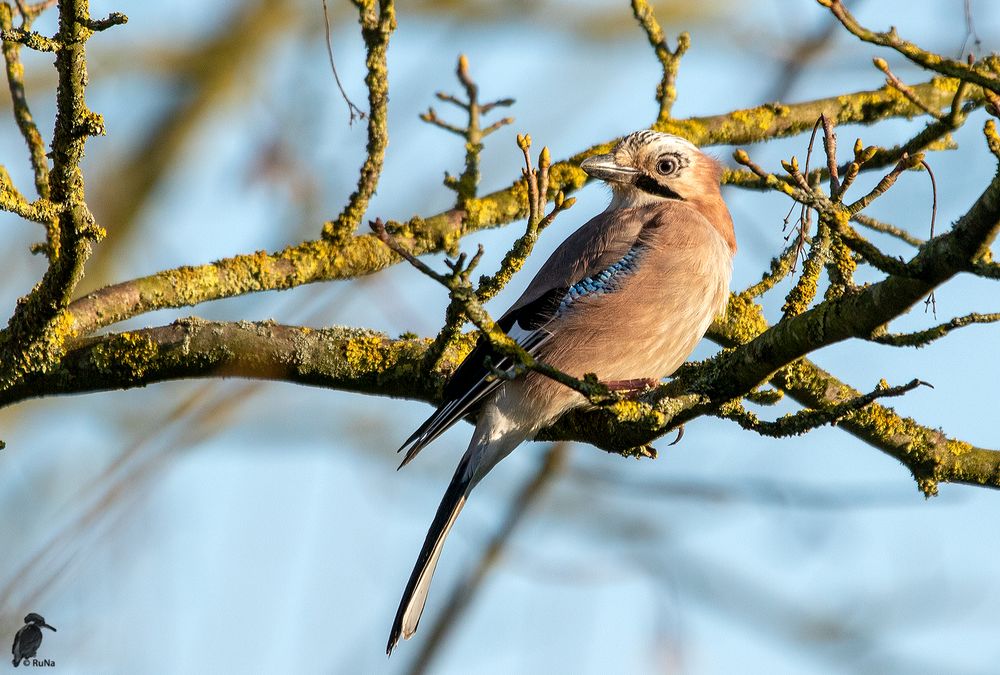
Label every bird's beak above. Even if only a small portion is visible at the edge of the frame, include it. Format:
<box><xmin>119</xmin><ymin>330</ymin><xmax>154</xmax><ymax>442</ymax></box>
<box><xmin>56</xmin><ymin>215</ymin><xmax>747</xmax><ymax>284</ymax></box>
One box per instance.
<box><xmin>580</xmin><ymin>153</ymin><xmax>639</xmax><ymax>184</ymax></box>
<box><xmin>42</xmin><ymin>623</ymin><xmax>56</xmax><ymax>632</ymax></box>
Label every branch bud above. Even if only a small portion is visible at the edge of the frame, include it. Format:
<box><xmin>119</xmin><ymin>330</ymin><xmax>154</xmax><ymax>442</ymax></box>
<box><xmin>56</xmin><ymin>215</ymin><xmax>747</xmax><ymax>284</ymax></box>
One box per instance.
<box><xmin>539</xmin><ymin>146</ymin><xmax>550</xmax><ymax>169</ymax></box>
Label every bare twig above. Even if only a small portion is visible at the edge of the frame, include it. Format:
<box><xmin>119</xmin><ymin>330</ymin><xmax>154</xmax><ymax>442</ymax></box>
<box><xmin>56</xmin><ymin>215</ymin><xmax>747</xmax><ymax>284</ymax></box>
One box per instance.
<box><xmin>851</xmin><ymin>213</ymin><xmax>923</xmax><ymax>247</ymax></box>
<box><xmin>959</xmin><ymin>0</ymin><xmax>982</xmax><ymax>59</ymax></box>
<box><xmin>920</xmin><ymin>159</ymin><xmax>938</xmax><ymax>316</ymax></box>
<box><xmin>820</xmin><ymin>114</ymin><xmax>840</xmax><ymax>195</ymax></box>
<box><xmin>421</xmin><ymin>55</ymin><xmax>514</xmax><ymax>209</ymax></box>
<box><xmin>322</xmin><ymin>0</ymin><xmax>366</xmax><ymax>124</ymax></box>
<box><xmin>873</xmin><ymin>57</ymin><xmax>945</xmax><ymax>120</ymax></box>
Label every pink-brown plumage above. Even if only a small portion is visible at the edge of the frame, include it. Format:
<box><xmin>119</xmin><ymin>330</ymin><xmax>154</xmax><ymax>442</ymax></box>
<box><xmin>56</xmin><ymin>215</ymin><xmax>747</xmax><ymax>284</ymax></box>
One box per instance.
<box><xmin>386</xmin><ymin>131</ymin><xmax>736</xmax><ymax>654</ymax></box>
<box><xmin>496</xmin><ymin>200</ymin><xmax>733</xmax><ymax>434</ymax></box>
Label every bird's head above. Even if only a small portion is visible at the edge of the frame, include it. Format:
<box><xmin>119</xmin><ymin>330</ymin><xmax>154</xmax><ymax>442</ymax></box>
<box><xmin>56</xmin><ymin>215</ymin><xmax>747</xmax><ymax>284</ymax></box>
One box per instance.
<box><xmin>23</xmin><ymin>614</ymin><xmax>56</xmax><ymax>631</ymax></box>
<box><xmin>580</xmin><ymin>130</ymin><xmax>722</xmax><ymax>208</ymax></box>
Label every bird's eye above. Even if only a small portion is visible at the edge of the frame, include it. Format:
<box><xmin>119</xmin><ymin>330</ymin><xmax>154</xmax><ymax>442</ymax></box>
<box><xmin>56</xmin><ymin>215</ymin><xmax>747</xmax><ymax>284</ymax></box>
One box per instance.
<box><xmin>657</xmin><ymin>156</ymin><xmax>679</xmax><ymax>175</ymax></box>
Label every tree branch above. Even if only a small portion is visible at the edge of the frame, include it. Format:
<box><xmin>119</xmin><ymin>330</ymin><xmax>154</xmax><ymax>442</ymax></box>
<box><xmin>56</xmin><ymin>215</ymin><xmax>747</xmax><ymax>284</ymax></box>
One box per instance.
<box><xmin>819</xmin><ymin>0</ymin><xmax>1000</xmax><ymax>94</ymax></box>
<box><xmin>630</xmin><ymin>0</ymin><xmax>688</xmax><ymax>121</ymax></box>
<box><xmin>64</xmin><ymin>74</ymin><xmax>983</xmax><ymax>338</ymax></box>
<box><xmin>323</xmin><ymin>0</ymin><xmax>396</xmax><ymax>241</ymax></box>
<box><xmin>868</xmin><ymin>312</ymin><xmax>1000</xmax><ymax>347</ymax></box>
<box><xmin>0</xmin><ymin>0</ymin><xmax>118</xmax><ymax>391</ymax></box>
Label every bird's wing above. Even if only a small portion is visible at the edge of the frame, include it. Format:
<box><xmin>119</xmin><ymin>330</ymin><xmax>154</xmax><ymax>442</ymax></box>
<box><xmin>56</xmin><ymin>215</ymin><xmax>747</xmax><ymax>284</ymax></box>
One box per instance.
<box><xmin>395</xmin><ymin>205</ymin><xmax>654</xmax><ymax>467</ymax></box>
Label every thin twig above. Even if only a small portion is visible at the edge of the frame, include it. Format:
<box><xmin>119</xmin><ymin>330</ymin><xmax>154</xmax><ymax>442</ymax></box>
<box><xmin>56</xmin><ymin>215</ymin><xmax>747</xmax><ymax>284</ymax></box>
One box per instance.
<box><xmin>873</xmin><ymin>57</ymin><xmax>945</xmax><ymax>120</ymax></box>
<box><xmin>821</xmin><ymin>114</ymin><xmax>841</xmax><ymax>196</ymax></box>
<box><xmin>960</xmin><ymin>0</ymin><xmax>982</xmax><ymax>59</ymax></box>
<box><xmin>851</xmin><ymin>214</ymin><xmax>923</xmax><ymax>247</ymax></box>
<box><xmin>920</xmin><ymin>159</ymin><xmax>938</xmax><ymax>316</ymax></box>
<box><xmin>321</xmin><ymin>0</ymin><xmax>365</xmax><ymax>124</ymax></box>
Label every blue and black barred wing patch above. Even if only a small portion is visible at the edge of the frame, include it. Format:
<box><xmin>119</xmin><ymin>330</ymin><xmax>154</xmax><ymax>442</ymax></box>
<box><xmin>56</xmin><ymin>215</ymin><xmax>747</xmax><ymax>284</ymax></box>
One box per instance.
<box><xmin>556</xmin><ymin>246</ymin><xmax>641</xmax><ymax>314</ymax></box>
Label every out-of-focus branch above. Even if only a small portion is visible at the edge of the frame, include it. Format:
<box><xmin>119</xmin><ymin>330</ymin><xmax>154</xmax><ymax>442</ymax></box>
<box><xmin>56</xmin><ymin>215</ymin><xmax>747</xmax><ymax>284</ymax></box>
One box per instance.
<box><xmin>630</xmin><ymin>0</ymin><xmax>688</xmax><ymax>121</ymax></box>
<box><xmin>420</xmin><ymin>54</ymin><xmax>513</xmax><ymax>210</ymax></box>
<box><xmin>0</xmin><ymin>2</ymin><xmax>49</xmax><ymax>199</ymax></box>
<box><xmin>85</xmin><ymin>0</ymin><xmax>295</xmax><ymax>287</ymax></box>
<box><xmin>406</xmin><ymin>443</ymin><xmax>568</xmax><ymax>675</ymax></box>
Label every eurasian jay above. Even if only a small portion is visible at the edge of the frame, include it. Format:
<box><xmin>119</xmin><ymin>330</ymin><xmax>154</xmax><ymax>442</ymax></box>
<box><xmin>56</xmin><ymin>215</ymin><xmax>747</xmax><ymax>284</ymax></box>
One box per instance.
<box><xmin>387</xmin><ymin>130</ymin><xmax>737</xmax><ymax>653</ymax></box>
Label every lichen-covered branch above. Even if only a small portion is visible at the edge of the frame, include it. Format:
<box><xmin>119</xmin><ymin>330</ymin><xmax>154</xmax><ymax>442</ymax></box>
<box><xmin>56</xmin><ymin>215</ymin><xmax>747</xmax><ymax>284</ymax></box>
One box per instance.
<box><xmin>1</xmin><ymin>2</ymin><xmax>50</xmax><ymax>199</ymax></box>
<box><xmin>869</xmin><ymin>312</ymin><xmax>1000</xmax><ymax>347</ymax></box>
<box><xmin>0</xmin><ymin>320</ymin><xmax>439</xmax><ymax>407</ymax></box>
<box><xmin>717</xmin><ymin>378</ymin><xmax>928</xmax><ymax>438</ymax></box>
<box><xmin>323</xmin><ymin>0</ymin><xmax>395</xmax><ymax>241</ymax></box>
<box><xmin>819</xmin><ymin>0</ymin><xmax>1000</xmax><ymax>94</ymax></box>
<box><xmin>630</xmin><ymin>0</ymin><xmax>688</xmax><ymax>121</ymax></box>
<box><xmin>63</xmin><ymin>74</ymin><xmax>984</xmax><ymax>338</ymax></box>
<box><xmin>769</xmin><ymin>360</ymin><xmax>1000</xmax><ymax>496</ymax></box>
<box><xmin>0</xmin><ymin>0</ymin><xmax>120</xmax><ymax>392</ymax></box>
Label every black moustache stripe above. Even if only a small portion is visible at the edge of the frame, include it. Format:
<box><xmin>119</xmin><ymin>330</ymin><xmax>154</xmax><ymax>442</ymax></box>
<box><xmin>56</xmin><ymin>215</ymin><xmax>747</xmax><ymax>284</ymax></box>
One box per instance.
<box><xmin>635</xmin><ymin>174</ymin><xmax>684</xmax><ymax>200</ymax></box>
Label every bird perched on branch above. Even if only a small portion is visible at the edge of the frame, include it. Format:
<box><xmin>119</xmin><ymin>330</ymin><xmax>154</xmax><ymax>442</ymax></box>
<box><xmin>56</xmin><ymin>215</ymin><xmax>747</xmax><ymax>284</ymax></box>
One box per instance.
<box><xmin>387</xmin><ymin>130</ymin><xmax>736</xmax><ymax>654</ymax></box>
